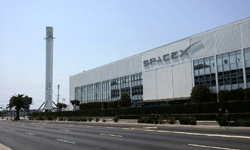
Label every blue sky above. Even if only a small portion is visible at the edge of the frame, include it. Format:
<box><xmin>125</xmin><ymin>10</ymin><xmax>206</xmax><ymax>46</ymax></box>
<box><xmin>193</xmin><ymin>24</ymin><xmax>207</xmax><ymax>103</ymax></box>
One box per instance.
<box><xmin>0</xmin><ymin>0</ymin><xmax>249</xmax><ymax>109</ymax></box>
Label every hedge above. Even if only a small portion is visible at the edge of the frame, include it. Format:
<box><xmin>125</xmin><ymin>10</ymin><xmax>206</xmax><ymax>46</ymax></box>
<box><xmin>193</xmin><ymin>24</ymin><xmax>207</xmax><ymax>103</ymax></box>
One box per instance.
<box><xmin>32</xmin><ymin>100</ymin><xmax>250</xmax><ymax>118</ymax></box>
<box><xmin>218</xmin><ymin>88</ymin><xmax>250</xmax><ymax>101</ymax></box>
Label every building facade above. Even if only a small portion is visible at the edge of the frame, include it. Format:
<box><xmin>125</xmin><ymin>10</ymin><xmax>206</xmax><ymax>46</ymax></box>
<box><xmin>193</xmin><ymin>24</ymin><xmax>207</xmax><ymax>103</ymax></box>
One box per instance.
<box><xmin>70</xmin><ymin>17</ymin><xmax>250</xmax><ymax>107</ymax></box>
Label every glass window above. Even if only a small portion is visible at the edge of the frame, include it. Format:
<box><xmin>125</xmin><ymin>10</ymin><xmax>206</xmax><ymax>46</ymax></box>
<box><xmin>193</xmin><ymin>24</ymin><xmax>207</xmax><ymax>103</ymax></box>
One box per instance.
<box><xmin>236</xmin><ymin>50</ymin><xmax>242</xmax><ymax>63</ymax></box>
<box><xmin>218</xmin><ymin>72</ymin><xmax>223</xmax><ymax>79</ymax></box>
<box><xmin>231</xmin><ymin>70</ymin><xmax>237</xmax><ymax>76</ymax></box>
<box><xmin>218</xmin><ymin>79</ymin><xmax>223</xmax><ymax>85</ymax></box>
<box><xmin>211</xmin><ymin>74</ymin><xmax>215</xmax><ymax>80</ymax></box>
<box><xmin>223</xmin><ymin>71</ymin><xmax>230</xmax><ymax>78</ymax></box>
<box><xmin>231</xmin><ymin>77</ymin><xmax>237</xmax><ymax>84</ymax></box>
<box><xmin>217</xmin><ymin>55</ymin><xmax>223</xmax><ymax>66</ymax></box>
<box><xmin>229</xmin><ymin>52</ymin><xmax>236</xmax><ymax>64</ymax></box>
<box><xmin>224</xmin><ymin>78</ymin><xmax>230</xmax><ymax>85</ymax></box>
<box><xmin>245</xmin><ymin>48</ymin><xmax>250</xmax><ymax>61</ymax></box>
<box><xmin>247</xmin><ymin>74</ymin><xmax>250</xmax><ymax>82</ymax></box>
<box><xmin>238</xmin><ymin>76</ymin><xmax>244</xmax><ymax>83</ymax></box>
<box><xmin>212</xmin><ymin>80</ymin><xmax>216</xmax><ymax>87</ymax></box>
<box><xmin>198</xmin><ymin>59</ymin><xmax>204</xmax><ymax>69</ymax></box>
<box><xmin>204</xmin><ymin>58</ymin><xmax>210</xmax><ymax>68</ymax></box>
<box><xmin>194</xmin><ymin>60</ymin><xmax>199</xmax><ymax>70</ymax></box>
<box><xmin>210</xmin><ymin>57</ymin><xmax>215</xmax><ymax>67</ymax></box>
<box><xmin>205</xmin><ymin>74</ymin><xmax>210</xmax><ymax>81</ymax></box>
<box><xmin>237</xmin><ymin>69</ymin><xmax>243</xmax><ymax>76</ymax></box>
<box><xmin>236</xmin><ymin>50</ymin><xmax>243</xmax><ymax>69</ymax></box>
<box><xmin>223</xmin><ymin>53</ymin><xmax>229</xmax><ymax>65</ymax></box>
<box><xmin>246</xmin><ymin>68</ymin><xmax>250</xmax><ymax>75</ymax></box>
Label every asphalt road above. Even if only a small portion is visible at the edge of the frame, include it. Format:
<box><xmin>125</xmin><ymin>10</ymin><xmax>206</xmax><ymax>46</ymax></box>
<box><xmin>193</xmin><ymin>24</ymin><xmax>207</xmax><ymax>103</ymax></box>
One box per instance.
<box><xmin>0</xmin><ymin>121</ymin><xmax>250</xmax><ymax>150</ymax></box>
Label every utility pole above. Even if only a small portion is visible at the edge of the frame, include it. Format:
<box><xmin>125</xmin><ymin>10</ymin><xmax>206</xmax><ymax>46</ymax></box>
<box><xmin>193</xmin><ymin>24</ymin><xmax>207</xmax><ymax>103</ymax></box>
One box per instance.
<box><xmin>57</xmin><ymin>84</ymin><xmax>60</xmax><ymax>104</ymax></box>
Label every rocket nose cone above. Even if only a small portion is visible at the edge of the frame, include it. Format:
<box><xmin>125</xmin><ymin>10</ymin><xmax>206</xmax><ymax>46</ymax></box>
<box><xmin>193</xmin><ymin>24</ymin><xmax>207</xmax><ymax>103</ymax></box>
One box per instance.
<box><xmin>46</xmin><ymin>26</ymin><xmax>53</xmax><ymax>32</ymax></box>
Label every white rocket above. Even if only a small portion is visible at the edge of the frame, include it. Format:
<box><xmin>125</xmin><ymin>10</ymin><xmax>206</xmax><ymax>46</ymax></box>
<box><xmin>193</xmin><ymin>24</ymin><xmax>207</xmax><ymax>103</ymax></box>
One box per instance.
<box><xmin>45</xmin><ymin>26</ymin><xmax>54</xmax><ymax>110</ymax></box>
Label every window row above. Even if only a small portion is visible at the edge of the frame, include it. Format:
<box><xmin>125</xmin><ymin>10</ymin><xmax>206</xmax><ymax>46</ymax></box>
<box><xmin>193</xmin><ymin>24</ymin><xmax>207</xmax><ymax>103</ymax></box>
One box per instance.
<box><xmin>75</xmin><ymin>72</ymin><xmax>143</xmax><ymax>105</ymax></box>
<box><xmin>194</xmin><ymin>48</ymin><xmax>250</xmax><ymax>91</ymax></box>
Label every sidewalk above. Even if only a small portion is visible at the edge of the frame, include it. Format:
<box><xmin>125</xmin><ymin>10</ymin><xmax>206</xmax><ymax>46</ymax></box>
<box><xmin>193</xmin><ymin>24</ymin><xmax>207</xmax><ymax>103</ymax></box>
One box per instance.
<box><xmin>0</xmin><ymin>143</ymin><xmax>12</xmax><ymax>150</ymax></box>
<box><xmin>2</xmin><ymin>117</ymin><xmax>250</xmax><ymax>130</ymax></box>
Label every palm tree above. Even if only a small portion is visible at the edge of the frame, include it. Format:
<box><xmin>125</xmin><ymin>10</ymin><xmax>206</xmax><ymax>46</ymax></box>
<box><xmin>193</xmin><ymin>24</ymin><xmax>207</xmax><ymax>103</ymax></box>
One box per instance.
<box><xmin>7</xmin><ymin>94</ymin><xmax>30</xmax><ymax>120</ymax></box>
<box><xmin>56</xmin><ymin>103</ymin><xmax>67</xmax><ymax>111</ymax></box>
<box><xmin>70</xmin><ymin>100</ymin><xmax>80</xmax><ymax>111</ymax></box>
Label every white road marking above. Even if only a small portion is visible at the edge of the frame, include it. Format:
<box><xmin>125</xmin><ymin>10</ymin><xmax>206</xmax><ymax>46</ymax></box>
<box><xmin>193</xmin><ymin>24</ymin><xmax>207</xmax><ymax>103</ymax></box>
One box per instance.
<box><xmin>105</xmin><ymin>127</ymin><xmax>114</xmax><ymax>129</ymax></box>
<box><xmin>144</xmin><ymin>127</ymin><xmax>157</xmax><ymax>129</ymax></box>
<box><xmin>144</xmin><ymin>130</ymin><xmax>250</xmax><ymax>139</ymax></box>
<box><xmin>26</xmin><ymin>132</ymin><xmax>35</xmax><ymax>136</ymax></box>
<box><xmin>110</xmin><ymin>134</ymin><xmax>122</xmax><ymax>137</ymax></box>
<box><xmin>57</xmin><ymin>139</ymin><xmax>75</xmax><ymax>144</ymax></box>
<box><xmin>100</xmin><ymin>133</ymin><xmax>122</xmax><ymax>138</ymax></box>
<box><xmin>121</xmin><ymin>128</ymin><xmax>130</xmax><ymax>130</ymax></box>
<box><xmin>59</xmin><ymin>129</ymin><xmax>70</xmax><ymax>132</ymax></box>
<box><xmin>188</xmin><ymin>144</ymin><xmax>240</xmax><ymax>150</ymax></box>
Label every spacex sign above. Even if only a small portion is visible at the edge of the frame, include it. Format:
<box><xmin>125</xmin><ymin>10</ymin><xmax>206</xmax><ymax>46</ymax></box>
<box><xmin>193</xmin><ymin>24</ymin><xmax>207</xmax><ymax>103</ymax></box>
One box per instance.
<box><xmin>143</xmin><ymin>41</ymin><xmax>201</xmax><ymax>66</ymax></box>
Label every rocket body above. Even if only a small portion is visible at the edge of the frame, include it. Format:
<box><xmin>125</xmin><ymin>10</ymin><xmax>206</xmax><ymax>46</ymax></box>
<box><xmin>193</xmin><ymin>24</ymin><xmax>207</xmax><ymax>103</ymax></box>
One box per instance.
<box><xmin>45</xmin><ymin>27</ymin><xmax>53</xmax><ymax>110</ymax></box>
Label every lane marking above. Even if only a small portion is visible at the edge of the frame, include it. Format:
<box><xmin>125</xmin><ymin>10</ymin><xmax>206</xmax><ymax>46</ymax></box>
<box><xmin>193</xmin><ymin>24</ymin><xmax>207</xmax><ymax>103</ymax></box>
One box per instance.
<box><xmin>59</xmin><ymin>129</ymin><xmax>70</xmax><ymax>132</ymax></box>
<box><xmin>188</xmin><ymin>144</ymin><xmax>240</xmax><ymax>150</ymax></box>
<box><xmin>144</xmin><ymin>127</ymin><xmax>157</xmax><ymax>129</ymax></box>
<box><xmin>26</xmin><ymin>132</ymin><xmax>35</xmax><ymax>136</ymax></box>
<box><xmin>121</xmin><ymin>128</ymin><xmax>130</xmax><ymax>130</ymax></box>
<box><xmin>57</xmin><ymin>139</ymin><xmax>75</xmax><ymax>144</ymax></box>
<box><xmin>105</xmin><ymin>127</ymin><xmax>114</xmax><ymax>129</ymax></box>
<box><xmin>144</xmin><ymin>130</ymin><xmax>250</xmax><ymax>139</ymax></box>
<box><xmin>110</xmin><ymin>134</ymin><xmax>122</xmax><ymax>138</ymax></box>
<box><xmin>100</xmin><ymin>133</ymin><xmax>122</xmax><ymax>138</ymax></box>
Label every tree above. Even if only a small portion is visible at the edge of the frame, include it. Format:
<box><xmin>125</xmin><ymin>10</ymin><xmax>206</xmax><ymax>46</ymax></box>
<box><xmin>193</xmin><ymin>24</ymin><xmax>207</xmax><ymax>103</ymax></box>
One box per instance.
<box><xmin>70</xmin><ymin>100</ymin><xmax>80</xmax><ymax>111</ymax></box>
<box><xmin>7</xmin><ymin>94</ymin><xmax>30</xmax><ymax>120</ymax></box>
<box><xmin>119</xmin><ymin>93</ymin><xmax>132</xmax><ymax>107</ymax></box>
<box><xmin>190</xmin><ymin>84</ymin><xmax>211</xmax><ymax>103</ymax></box>
<box><xmin>56</xmin><ymin>103</ymin><xmax>67</xmax><ymax>111</ymax></box>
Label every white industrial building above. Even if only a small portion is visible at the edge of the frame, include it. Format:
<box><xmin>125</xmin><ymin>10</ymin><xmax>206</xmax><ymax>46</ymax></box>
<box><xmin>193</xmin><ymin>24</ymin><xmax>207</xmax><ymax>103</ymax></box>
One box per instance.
<box><xmin>70</xmin><ymin>17</ymin><xmax>250</xmax><ymax>107</ymax></box>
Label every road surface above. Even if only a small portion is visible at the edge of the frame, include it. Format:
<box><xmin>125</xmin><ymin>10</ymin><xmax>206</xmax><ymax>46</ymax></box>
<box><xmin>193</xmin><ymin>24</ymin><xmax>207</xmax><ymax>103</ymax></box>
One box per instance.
<box><xmin>0</xmin><ymin>121</ymin><xmax>249</xmax><ymax>150</ymax></box>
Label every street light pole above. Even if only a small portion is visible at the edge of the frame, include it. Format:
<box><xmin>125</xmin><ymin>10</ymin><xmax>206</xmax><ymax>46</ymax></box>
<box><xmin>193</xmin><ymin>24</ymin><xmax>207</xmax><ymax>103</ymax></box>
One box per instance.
<box><xmin>57</xmin><ymin>84</ymin><xmax>60</xmax><ymax>104</ymax></box>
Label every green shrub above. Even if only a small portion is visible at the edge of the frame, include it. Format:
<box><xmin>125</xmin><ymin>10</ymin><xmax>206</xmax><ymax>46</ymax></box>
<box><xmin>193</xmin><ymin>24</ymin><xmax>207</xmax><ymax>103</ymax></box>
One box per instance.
<box><xmin>167</xmin><ymin>117</ymin><xmax>176</xmax><ymax>124</ymax></box>
<box><xmin>80</xmin><ymin>117</ymin><xmax>87</xmax><ymax>122</ymax></box>
<box><xmin>113</xmin><ymin>116</ymin><xmax>119</xmax><ymax>122</ymax></box>
<box><xmin>231</xmin><ymin>119</ymin><xmax>250</xmax><ymax>127</ymax></box>
<box><xmin>191</xmin><ymin>84</ymin><xmax>212</xmax><ymax>103</ymax></box>
<box><xmin>95</xmin><ymin>117</ymin><xmax>100</xmax><ymax>122</ymax></box>
<box><xmin>179</xmin><ymin>116</ymin><xmax>197</xmax><ymax>125</ymax></box>
<box><xmin>245</xmin><ymin>88</ymin><xmax>250</xmax><ymax>100</ymax></box>
<box><xmin>119</xmin><ymin>93</ymin><xmax>132</xmax><ymax>107</ymax></box>
<box><xmin>216</xmin><ymin>108</ymin><xmax>229</xmax><ymax>126</ymax></box>
<box><xmin>32</xmin><ymin>100</ymin><xmax>250</xmax><ymax>117</ymax></box>
<box><xmin>37</xmin><ymin>116</ymin><xmax>45</xmax><ymax>120</ymax></box>
<box><xmin>47</xmin><ymin>116</ymin><xmax>54</xmax><ymax>121</ymax></box>
<box><xmin>107</xmin><ymin>101</ymin><xmax>119</xmax><ymax>109</ymax></box>
<box><xmin>218</xmin><ymin>90</ymin><xmax>230</xmax><ymax>102</ymax></box>
<box><xmin>138</xmin><ymin>115</ymin><xmax>163</xmax><ymax>124</ymax></box>
<box><xmin>118</xmin><ymin>115</ymin><xmax>140</xmax><ymax>119</ymax></box>
<box><xmin>88</xmin><ymin>117</ymin><xmax>93</xmax><ymax>122</ymax></box>
<box><xmin>102</xmin><ymin>119</ymin><xmax>106</xmax><ymax>122</ymax></box>
<box><xmin>67</xmin><ymin>117</ymin><xmax>74</xmax><ymax>121</ymax></box>
<box><xmin>229</xmin><ymin>88</ymin><xmax>245</xmax><ymax>101</ymax></box>
<box><xmin>138</xmin><ymin>116</ymin><xmax>153</xmax><ymax>123</ymax></box>
<box><xmin>58</xmin><ymin>117</ymin><xmax>64</xmax><ymax>121</ymax></box>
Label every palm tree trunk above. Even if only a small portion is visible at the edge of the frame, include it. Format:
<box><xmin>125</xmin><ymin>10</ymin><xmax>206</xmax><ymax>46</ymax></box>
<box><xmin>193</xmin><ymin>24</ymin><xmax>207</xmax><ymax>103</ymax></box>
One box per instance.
<box><xmin>16</xmin><ymin>108</ymin><xmax>20</xmax><ymax>120</ymax></box>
